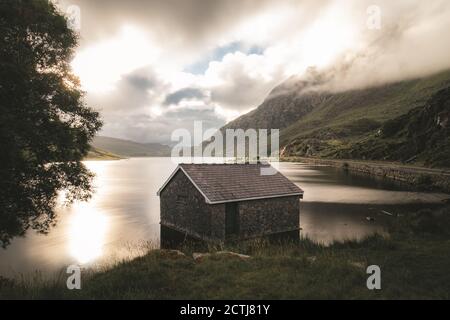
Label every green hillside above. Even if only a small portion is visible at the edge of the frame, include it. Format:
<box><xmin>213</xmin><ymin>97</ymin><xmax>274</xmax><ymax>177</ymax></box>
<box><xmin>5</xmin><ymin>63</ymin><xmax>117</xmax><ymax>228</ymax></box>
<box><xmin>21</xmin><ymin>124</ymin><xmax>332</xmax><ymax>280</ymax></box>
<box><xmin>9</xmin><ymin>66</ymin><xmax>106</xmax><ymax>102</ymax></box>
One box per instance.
<box><xmin>85</xmin><ymin>146</ymin><xmax>123</xmax><ymax>160</ymax></box>
<box><xmin>222</xmin><ymin>70</ymin><xmax>450</xmax><ymax>167</ymax></box>
<box><xmin>91</xmin><ymin>136</ymin><xmax>171</xmax><ymax>157</ymax></box>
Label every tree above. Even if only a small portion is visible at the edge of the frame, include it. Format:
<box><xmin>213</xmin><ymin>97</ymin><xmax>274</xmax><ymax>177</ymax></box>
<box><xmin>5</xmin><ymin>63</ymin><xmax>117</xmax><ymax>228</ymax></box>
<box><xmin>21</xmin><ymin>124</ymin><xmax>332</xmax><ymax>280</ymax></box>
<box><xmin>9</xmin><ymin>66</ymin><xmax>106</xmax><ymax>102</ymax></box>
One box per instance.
<box><xmin>0</xmin><ymin>0</ymin><xmax>102</xmax><ymax>247</ymax></box>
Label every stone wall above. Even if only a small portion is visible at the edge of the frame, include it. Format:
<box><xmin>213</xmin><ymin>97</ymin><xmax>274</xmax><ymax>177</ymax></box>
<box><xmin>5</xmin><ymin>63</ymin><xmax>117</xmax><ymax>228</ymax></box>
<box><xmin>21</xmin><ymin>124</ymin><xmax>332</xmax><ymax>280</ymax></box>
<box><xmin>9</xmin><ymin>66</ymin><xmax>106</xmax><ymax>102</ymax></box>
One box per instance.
<box><xmin>160</xmin><ymin>170</ymin><xmax>226</xmax><ymax>241</ymax></box>
<box><xmin>238</xmin><ymin>196</ymin><xmax>300</xmax><ymax>239</ymax></box>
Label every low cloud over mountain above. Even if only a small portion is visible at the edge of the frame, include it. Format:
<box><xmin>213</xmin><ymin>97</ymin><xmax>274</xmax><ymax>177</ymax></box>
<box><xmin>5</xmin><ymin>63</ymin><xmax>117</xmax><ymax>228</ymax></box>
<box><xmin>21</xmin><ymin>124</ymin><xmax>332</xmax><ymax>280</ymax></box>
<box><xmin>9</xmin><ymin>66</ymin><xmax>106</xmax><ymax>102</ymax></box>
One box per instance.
<box><xmin>57</xmin><ymin>0</ymin><xmax>450</xmax><ymax>144</ymax></box>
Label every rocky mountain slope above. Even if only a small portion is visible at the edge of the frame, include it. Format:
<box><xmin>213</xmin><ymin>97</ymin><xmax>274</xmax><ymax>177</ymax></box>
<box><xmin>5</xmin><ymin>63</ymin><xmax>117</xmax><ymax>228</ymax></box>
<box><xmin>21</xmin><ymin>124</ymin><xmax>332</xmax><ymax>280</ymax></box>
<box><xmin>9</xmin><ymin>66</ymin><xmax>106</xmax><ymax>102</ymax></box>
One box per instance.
<box><xmin>221</xmin><ymin>70</ymin><xmax>450</xmax><ymax>167</ymax></box>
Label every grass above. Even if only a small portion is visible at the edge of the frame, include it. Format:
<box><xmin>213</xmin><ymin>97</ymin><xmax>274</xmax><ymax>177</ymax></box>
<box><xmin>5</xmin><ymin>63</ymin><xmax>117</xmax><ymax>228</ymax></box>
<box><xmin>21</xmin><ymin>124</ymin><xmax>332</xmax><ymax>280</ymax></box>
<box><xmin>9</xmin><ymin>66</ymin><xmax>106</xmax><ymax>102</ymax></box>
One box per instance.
<box><xmin>1</xmin><ymin>206</ymin><xmax>450</xmax><ymax>300</ymax></box>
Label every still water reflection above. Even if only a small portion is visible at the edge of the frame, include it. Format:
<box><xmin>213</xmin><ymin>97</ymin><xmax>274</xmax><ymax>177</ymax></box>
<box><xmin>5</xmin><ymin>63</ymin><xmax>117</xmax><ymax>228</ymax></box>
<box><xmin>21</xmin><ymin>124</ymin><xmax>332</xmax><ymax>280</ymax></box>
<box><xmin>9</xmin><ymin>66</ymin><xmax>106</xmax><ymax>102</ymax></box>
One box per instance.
<box><xmin>0</xmin><ymin>158</ymin><xmax>447</xmax><ymax>276</ymax></box>
<box><xmin>68</xmin><ymin>203</ymin><xmax>109</xmax><ymax>264</ymax></box>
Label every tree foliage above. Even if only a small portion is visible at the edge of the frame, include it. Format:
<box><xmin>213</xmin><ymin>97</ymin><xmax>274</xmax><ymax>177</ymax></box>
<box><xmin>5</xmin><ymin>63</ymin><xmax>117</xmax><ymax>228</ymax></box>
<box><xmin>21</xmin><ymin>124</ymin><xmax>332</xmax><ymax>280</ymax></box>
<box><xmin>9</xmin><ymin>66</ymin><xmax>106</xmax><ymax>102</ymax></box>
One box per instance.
<box><xmin>0</xmin><ymin>0</ymin><xmax>102</xmax><ymax>247</ymax></box>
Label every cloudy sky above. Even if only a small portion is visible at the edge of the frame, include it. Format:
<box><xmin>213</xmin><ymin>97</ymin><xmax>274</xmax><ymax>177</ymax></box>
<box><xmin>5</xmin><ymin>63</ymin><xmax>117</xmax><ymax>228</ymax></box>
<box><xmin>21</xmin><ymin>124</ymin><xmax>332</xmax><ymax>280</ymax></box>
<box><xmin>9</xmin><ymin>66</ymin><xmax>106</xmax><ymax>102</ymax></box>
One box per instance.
<box><xmin>56</xmin><ymin>0</ymin><xmax>450</xmax><ymax>144</ymax></box>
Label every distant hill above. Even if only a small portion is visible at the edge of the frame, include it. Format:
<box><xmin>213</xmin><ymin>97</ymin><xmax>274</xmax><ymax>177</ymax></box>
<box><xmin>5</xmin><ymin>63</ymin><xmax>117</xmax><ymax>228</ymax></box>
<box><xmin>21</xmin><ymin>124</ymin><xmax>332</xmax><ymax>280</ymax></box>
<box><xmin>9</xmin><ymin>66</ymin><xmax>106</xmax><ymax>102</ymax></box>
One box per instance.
<box><xmin>221</xmin><ymin>70</ymin><xmax>450</xmax><ymax>168</ymax></box>
<box><xmin>85</xmin><ymin>146</ymin><xmax>123</xmax><ymax>160</ymax></box>
<box><xmin>91</xmin><ymin>136</ymin><xmax>171</xmax><ymax>157</ymax></box>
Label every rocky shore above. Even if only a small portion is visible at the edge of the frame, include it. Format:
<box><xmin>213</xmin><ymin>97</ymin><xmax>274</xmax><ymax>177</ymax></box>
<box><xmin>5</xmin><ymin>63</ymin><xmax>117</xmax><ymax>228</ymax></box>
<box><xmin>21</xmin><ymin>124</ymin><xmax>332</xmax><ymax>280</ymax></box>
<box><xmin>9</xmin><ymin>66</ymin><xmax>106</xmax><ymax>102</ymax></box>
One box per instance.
<box><xmin>282</xmin><ymin>156</ymin><xmax>450</xmax><ymax>194</ymax></box>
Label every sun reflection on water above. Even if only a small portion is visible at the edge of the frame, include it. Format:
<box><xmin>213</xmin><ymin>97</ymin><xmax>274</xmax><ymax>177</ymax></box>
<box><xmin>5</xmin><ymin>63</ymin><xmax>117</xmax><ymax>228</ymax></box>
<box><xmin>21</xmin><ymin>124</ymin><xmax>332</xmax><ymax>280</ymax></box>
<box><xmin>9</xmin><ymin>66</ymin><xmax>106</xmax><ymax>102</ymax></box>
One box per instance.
<box><xmin>68</xmin><ymin>203</ymin><xmax>109</xmax><ymax>264</ymax></box>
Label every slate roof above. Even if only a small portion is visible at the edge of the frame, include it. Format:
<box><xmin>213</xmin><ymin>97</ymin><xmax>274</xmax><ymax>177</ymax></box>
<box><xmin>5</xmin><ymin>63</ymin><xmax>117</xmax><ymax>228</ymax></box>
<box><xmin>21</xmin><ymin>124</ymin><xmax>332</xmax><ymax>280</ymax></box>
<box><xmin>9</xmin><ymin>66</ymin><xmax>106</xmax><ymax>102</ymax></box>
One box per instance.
<box><xmin>157</xmin><ymin>163</ymin><xmax>304</xmax><ymax>204</ymax></box>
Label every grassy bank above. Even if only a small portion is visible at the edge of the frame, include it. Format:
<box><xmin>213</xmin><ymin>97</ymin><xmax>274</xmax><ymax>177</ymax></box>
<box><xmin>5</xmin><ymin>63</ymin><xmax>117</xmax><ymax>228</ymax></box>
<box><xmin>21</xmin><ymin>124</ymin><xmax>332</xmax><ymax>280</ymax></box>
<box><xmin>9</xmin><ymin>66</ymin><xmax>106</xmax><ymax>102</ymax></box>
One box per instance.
<box><xmin>1</xmin><ymin>206</ymin><xmax>449</xmax><ymax>300</ymax></box>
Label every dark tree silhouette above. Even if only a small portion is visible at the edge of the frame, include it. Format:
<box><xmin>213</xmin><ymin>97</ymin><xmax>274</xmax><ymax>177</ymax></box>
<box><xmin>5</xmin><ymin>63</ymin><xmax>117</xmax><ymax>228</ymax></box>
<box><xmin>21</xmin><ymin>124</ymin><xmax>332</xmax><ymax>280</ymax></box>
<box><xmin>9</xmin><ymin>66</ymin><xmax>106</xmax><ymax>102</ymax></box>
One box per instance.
<box><xmin>0</xmin><ymin>0</ymin><xmax>102</xmax><ymax>247</ymax></box>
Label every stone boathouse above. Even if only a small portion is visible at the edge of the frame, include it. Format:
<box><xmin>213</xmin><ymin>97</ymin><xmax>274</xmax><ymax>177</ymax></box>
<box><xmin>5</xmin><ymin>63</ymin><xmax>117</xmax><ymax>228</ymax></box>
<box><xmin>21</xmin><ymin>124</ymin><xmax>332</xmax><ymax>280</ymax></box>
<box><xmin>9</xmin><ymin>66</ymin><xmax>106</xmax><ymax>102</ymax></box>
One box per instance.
<box><xmin>157</xmin><ymin>163</ymin><xmax>304</xmax><ymax>242</ymax></box>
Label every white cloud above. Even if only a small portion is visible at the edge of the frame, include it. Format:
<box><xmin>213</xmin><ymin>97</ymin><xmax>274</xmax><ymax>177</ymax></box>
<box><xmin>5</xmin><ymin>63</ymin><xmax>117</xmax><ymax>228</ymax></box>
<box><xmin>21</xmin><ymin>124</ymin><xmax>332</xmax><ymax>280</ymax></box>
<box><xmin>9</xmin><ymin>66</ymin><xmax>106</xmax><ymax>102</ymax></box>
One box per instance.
<box><xmin>62</xmin><ymin>0</ymin><xmax>450</xmax><ymax>144</ymax></box>
<box><xmin>72</xmin><ymin>26</ymin><xmax>160</xmax><ymax>92</ymax></box>
<box><xmin>200</xmin><ymin>52</ymin><xmax>284</xmax><ymax>111</ymax></box>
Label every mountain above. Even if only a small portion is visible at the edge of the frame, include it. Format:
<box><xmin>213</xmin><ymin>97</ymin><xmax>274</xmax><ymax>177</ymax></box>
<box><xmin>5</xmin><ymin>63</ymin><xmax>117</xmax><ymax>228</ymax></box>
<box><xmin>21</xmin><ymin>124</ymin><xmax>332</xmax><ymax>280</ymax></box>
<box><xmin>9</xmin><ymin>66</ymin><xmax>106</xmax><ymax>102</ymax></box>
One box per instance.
<box><xmin>221</xmin><ymin>70</ymin><xmax>450</xmax><ymax>168</ymax></box>
<box><xmin>91</xmin><ymin>136</ymin><xmax>171</xmax><ymax>157</ymax></box>
<box><xmin>86</xmin><ymin>146</ymin><xmax>123</xmax><ymax>160</ymax></box>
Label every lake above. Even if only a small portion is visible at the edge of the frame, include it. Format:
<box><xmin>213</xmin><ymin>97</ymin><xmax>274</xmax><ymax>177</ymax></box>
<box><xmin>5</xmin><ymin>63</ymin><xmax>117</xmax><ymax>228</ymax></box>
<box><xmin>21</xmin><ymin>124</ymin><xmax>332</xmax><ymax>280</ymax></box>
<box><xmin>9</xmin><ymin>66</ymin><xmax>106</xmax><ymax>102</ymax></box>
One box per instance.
<box><xmin>0</xmin><ymin>157</ymin><xmax>447</xmax><ymax>277</ymax></box>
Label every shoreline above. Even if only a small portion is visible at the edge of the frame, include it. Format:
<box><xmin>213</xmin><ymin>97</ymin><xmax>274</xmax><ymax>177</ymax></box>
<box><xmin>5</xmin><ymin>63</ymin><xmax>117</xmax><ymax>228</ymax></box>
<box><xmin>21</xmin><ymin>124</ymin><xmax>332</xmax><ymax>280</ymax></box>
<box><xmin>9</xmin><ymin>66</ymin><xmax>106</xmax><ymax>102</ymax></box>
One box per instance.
<box><xmin>282</xmin><ymin>156</ymin><xmax>450</xmax><ymax>194</ymax></box>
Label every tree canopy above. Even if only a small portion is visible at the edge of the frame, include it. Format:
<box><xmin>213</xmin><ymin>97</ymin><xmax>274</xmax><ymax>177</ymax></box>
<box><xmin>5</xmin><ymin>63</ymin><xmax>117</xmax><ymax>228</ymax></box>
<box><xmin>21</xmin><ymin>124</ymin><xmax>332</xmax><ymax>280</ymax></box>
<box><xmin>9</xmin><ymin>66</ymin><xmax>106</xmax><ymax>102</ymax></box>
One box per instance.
<box><xmin>0</xmin><ymin>0</ymin><xmax>102</xmax><ymax>247</ymax></box>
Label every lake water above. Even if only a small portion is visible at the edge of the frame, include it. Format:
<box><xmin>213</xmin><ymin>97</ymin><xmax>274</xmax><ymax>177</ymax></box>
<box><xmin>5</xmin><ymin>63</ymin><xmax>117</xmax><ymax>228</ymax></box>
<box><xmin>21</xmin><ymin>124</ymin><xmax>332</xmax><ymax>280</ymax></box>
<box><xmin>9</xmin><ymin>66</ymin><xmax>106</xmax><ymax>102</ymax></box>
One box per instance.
<box><xmin>0</xmin><ymin>157</ymin><xmax>448</xmax><ymax>277</ymax></box>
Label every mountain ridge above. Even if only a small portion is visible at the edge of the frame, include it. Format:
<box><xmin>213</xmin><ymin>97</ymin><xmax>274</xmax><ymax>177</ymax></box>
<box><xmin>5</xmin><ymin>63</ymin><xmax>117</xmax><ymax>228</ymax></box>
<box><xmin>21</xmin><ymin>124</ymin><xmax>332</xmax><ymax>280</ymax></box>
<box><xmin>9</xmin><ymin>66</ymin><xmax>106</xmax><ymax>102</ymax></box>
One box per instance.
<box><xmin>220</xmin><ymin>69</ymin><xmax>450</xmax><ymax>167</ymax></box>
<box><xmin>91</xmin><ymin>136</ymin><xmax>171</xmax><ymax>157</ymax></box>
